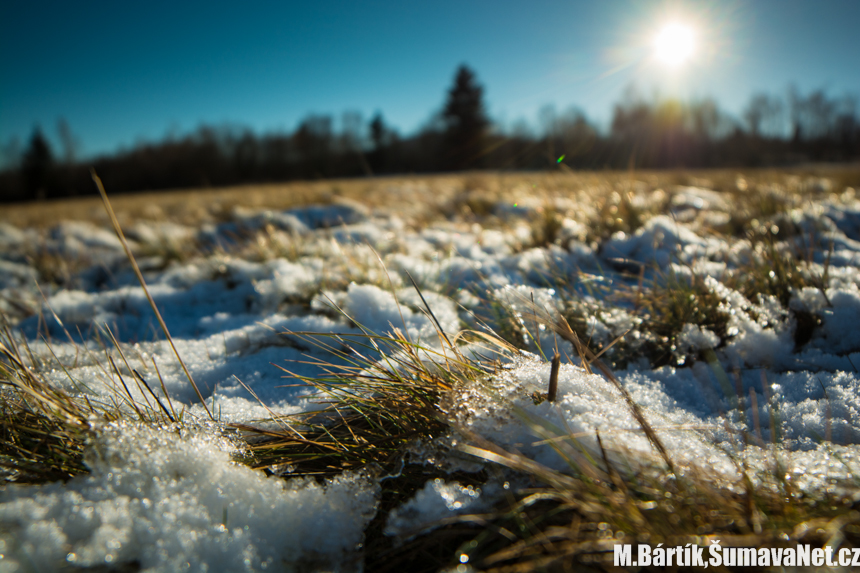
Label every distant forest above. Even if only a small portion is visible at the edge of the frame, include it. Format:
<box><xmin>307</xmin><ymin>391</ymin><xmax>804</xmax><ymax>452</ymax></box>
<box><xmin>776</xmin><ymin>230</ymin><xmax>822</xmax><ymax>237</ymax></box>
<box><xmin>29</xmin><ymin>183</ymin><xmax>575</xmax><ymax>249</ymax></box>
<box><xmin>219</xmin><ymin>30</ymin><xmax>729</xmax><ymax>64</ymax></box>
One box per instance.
<box><xmin>2</xmin><ymin>65</ymin><xmax>859</xmax><ymax>202</ymax></box>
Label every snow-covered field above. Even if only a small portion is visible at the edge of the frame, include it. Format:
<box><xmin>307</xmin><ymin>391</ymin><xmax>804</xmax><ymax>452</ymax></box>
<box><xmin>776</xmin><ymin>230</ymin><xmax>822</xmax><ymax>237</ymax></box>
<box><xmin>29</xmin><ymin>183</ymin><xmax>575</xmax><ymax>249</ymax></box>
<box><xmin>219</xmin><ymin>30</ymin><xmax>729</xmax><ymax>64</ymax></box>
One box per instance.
<box><xmin>1</xmin><ymin>172</ymin><xmax>860</xmax><ymax>571</ymax></box>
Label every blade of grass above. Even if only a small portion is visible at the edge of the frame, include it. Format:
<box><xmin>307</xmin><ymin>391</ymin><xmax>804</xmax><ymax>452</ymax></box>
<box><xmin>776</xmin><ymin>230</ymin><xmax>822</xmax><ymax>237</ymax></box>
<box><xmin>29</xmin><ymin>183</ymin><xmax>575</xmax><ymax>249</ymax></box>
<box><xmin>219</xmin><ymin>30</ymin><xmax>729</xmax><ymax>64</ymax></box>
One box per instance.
<box><xmin>91</xmin><ymin>170</ymin><xmax>213</xmax><ymax>420</ymax></box>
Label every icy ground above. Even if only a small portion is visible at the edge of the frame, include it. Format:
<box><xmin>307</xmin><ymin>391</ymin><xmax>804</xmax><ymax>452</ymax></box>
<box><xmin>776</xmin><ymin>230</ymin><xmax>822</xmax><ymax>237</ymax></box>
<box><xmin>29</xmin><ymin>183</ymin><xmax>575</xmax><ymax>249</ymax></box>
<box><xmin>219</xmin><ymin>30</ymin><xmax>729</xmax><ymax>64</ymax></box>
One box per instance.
<box><xmin>2</xmin><ymin>176</ymin><xmax>860</xmax><ymax>571</ymax></box>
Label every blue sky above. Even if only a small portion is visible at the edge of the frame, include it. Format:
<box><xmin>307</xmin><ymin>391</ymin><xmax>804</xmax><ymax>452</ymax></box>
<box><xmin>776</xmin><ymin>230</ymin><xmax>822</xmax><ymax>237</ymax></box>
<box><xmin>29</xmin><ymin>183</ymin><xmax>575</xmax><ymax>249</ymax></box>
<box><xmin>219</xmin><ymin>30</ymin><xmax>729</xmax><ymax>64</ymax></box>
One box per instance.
<box><xmin>2</xmin><ymin>0</ymin><xmax>859</xmax><ymax>162</ymax></box>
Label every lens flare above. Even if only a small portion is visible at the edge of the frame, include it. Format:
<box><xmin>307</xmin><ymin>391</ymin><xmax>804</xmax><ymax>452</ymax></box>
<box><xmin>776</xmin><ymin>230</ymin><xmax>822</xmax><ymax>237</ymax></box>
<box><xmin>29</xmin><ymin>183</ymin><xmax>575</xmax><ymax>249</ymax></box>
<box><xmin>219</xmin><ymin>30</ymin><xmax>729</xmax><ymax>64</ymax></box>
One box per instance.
<box><xmin>653</xmin><ymin>23</ymin><xmax>695</xmax><ymax>67</ymax></box>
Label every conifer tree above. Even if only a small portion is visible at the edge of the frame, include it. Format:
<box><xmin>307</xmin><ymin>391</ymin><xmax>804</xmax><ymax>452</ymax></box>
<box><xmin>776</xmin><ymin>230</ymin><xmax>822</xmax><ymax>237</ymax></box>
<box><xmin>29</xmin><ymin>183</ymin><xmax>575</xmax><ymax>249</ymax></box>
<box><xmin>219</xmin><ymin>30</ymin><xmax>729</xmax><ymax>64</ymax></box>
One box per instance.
<box><xmin>22</xmin><ymin>128</ymin><xmax>53</xmax><ymax>199</ymax></box>
<box><xmin>442</xmin><ymin>65</ymin><xmax>489</xmax><ymax>170</ymax></box>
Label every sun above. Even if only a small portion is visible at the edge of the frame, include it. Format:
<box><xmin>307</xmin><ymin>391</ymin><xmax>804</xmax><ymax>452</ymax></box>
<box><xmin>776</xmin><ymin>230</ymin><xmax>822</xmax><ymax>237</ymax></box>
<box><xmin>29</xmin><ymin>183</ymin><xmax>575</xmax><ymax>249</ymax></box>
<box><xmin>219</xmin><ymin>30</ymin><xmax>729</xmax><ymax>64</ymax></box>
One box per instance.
<box><xmin>653</xmin><ymin>22</ymin><xmax>695</xmax><ymax>68</ymax></box>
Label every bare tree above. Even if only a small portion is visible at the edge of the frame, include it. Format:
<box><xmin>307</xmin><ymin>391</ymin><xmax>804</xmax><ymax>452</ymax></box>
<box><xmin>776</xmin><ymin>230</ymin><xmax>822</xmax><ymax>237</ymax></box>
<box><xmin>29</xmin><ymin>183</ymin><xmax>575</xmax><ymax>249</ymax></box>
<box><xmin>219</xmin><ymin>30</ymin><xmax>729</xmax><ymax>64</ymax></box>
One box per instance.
<box><xmin>538</xmin><ymin>104</ymin><xmax>559</xmax><ymax>162</ymax></box>
<box><xmin>744</xmin><ymin>93</ymin><xmax>784</xmax><ymax>138</ymax></box>
<box><xmin>339</xmin><ymin>111</ymin><xmax>365</xmax><ymax>153</ymax></box>
<box><xmin>689</xmin><ymin>99</ymin><xmax>721</xmax><ymax>139</ymax></box>
<box><xmin>56</xmin><ymin>118</ymin><xmax>81</xmax><ymax>164</ymax></box>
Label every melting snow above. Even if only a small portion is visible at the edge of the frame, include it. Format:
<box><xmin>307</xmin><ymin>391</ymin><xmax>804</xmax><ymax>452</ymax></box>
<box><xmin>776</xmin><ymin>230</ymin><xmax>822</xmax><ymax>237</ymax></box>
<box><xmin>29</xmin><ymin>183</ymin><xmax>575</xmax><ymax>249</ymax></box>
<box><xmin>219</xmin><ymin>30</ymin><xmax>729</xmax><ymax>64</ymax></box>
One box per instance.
<box><xmin>3</xmin><ymin>186</ymin><xmax>860</xmax><ymax>569</ymax></box>
<box><xmin>0</xmin><ymin>422</ymin><xmax>377</xmax><ymax>572</ymax></box>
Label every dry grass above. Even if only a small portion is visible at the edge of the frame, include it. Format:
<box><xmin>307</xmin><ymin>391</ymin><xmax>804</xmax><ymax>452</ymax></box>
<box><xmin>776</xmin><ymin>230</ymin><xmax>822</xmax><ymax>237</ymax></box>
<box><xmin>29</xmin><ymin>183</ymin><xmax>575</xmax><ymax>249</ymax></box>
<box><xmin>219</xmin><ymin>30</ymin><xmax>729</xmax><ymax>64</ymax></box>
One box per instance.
<box><xmin>6</xmin><ymin>166</ymin><xmax>857</xmax><ymax>229</ymax></box>
<box><xmin>5</xmin><ymin>306</ymin><xmax>858</xmax><ymax>570</ymax></box>
<box><xmin>3</xmin><ymin>166</ymin><xmax>860</xmax><ymax>571</ymax></box>
<box><xmin>366</xmin><ymin>317</ymin><xmax>860</xmax><ymax>572</ymax></box>
<box><xmin>229</xmin><ymin>295</ymin><xmax>515</xmax><ymax>479</ymax></box>
<box><xmin>0</xmin><ymin>326</ymin><xmax>92</xmax><ymax>483</ymax></box>
<box><xmin>0</xmin><ymin>174</ymin><xmax>459</xmax><ymax>228</ymax></box>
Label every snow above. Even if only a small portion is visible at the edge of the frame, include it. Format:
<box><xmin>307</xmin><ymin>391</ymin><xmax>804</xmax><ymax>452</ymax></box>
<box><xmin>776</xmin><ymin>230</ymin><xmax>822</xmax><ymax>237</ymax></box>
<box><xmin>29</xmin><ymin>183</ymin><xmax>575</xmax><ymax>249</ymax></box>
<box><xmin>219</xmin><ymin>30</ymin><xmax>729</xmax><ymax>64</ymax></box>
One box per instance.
<box><xmin>384</xmin><ymin>478</ymin><xmax>490</xmax><ymax>539</ymax></box>
<box><xmin>603</xmin><ymin>214</ymin><xmax>721</xmax><ymax>269</ymax></box>
<box><xmin>319</xmin><ymin>283</ymin><xmax>459</xmax><ymax>346</ymax></box>
<box><xmin>671</xmin><ymin>186</ymin><xmax>730</xmax><ymax>213</ymax></box>
<box><xmin>3</xmin><ymin>184</ymin><xmax>860</xmax><ymax>569</ymax></box>
<box><xmin>0</xmin><ymin>422</ymin><xmax>378</xmax><ymax>572</ymax></box>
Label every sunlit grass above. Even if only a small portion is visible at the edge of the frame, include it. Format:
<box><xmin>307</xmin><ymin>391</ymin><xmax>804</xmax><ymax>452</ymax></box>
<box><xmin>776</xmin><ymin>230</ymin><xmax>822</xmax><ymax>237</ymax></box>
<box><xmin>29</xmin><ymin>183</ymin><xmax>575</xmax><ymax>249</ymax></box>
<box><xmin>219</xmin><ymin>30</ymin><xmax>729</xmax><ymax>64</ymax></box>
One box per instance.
<box><xmin>2</xmin><ymin>167</ymin><xmax>860</xmax><ymax>571</ymax></box>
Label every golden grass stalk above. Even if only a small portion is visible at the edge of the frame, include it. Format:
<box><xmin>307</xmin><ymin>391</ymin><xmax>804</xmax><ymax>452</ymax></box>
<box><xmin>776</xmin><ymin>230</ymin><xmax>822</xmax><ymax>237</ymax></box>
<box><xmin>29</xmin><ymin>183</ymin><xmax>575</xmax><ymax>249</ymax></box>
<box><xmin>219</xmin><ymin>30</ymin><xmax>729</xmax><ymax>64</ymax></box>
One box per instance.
<box><xmin>91</xmin><ymin>170</ymin><xmax>213</xmax><ymax>420</ymax></box>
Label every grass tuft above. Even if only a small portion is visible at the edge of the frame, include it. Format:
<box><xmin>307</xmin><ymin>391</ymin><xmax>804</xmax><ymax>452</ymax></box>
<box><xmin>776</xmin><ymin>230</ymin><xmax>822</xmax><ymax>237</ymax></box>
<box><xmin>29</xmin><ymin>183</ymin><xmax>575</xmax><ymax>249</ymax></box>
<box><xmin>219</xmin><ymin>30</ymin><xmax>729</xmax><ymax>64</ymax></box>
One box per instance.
<box><xmin>230</xmin><ymin>323</ymin><xmax>511</xmax><ymax>478</ymax></box>
<box><xmin>0</xmin><ymin>328</ymin><xmax>91</xmax><ymax>483</ymax></box>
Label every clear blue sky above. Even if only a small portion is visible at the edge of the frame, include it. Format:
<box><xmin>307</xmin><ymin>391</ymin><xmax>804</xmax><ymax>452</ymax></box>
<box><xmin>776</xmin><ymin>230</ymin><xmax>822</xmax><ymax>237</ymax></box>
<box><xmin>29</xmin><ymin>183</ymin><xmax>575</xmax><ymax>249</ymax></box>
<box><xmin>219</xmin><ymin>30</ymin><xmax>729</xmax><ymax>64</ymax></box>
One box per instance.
<box><xmin>2</xmin><ymin>0</ymin><xmax>859</xmax><ymax>162</ymax></box>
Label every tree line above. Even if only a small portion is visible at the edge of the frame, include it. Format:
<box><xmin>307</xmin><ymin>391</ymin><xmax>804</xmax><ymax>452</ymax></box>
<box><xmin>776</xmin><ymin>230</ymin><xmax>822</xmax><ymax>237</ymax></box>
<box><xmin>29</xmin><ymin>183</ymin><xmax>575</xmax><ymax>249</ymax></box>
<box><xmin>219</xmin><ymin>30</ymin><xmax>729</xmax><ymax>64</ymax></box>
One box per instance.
<box><xmin>2</xmin><ymin>65</ymin><xmax>858</xmax><ymax>202</ymax></box>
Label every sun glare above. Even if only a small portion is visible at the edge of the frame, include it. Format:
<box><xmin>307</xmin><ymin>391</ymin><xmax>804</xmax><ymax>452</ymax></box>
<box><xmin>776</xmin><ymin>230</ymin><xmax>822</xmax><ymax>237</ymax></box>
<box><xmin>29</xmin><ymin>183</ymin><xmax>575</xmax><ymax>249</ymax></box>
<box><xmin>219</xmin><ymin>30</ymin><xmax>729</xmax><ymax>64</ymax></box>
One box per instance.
<box><xmin>653</xmin><ymin>23</ymin><xmax>695</xmax><ymax>67</ymax></box>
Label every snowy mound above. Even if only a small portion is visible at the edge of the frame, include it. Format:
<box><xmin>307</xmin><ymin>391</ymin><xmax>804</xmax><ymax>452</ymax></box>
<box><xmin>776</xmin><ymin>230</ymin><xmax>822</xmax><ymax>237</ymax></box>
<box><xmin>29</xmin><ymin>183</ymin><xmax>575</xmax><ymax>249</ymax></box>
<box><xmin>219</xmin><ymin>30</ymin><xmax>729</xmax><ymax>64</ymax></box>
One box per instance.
<box><xmin>0</xmin><ymin>423</ymin><xmax>378</xmax><ymax>572</ymax></box>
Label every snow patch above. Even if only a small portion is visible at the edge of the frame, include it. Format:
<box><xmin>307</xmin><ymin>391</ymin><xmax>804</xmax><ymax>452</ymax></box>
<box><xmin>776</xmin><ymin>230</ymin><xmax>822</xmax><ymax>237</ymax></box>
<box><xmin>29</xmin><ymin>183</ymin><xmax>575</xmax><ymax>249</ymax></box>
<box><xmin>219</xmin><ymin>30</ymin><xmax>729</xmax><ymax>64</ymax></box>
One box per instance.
<box><xmin>0</xmin><ymin>422</ymin><xmax>378</xmax><ymax>573</ymax></box>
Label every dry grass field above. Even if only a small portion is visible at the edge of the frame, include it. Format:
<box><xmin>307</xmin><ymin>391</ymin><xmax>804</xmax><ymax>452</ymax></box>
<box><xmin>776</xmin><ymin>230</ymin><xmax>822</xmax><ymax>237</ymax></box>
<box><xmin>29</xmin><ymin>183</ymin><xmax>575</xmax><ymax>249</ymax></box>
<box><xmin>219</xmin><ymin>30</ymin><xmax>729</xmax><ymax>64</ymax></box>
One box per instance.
<box><xmin>2</xmin><ymin>166</ymin><xmax>860</xmax><ymax>572</ymax></box>
<box><xmin>4</xmin><ymin>166</ymin><xmax>858</xmax><ymax>229</ymax></box>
